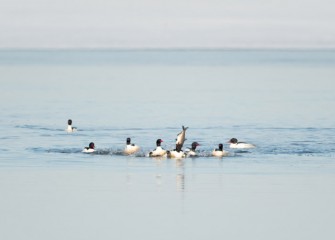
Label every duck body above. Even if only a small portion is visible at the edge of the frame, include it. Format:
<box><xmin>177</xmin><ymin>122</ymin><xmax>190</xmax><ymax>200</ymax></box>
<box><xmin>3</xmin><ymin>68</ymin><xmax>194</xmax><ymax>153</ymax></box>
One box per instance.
<box><xmin>212</xmin><ymin>143</ymin><xmax>229</xmax><ymax>157</ymax></box>
<box><xmin>229</xmin><ymin>138</ymin><xmax>255</xmax><ymax>149</ymax></box>
<box><xmin>229</xmin><ymin>143</ymin><xmax>255</xmax><ymax>149</ymax></box>
<box><xmin>186</xmin><ymin>150</ymin><xmax>197</xmax><ymax>157</ymax></box>
<box><xmin>212</xmin><ymin>149</ymin><xmax>229</xmax><ymax>157</ymax></box>
<box><xmin>124</xmin><ymin>144</ymin><xmax>140</xmax><ymax>155</ymax></box>
<box><xmin>124</xmin><ymin>138</ymin><xmax>140</xmax><ymax>155</ymax></box>
<box><xmin>66</xmin><ymin>125</ymin><xmax>77</xmax><ymax>133</ymax></box>
<box><xmin>149</xmin><ymin>146</ymin><xmax>167</xmax><ymax>157</ymax></box>
<box><xmin>82</xmin><ymin>148</ymin><xmax>95</xmax><ymax>153</ymax></box>
<box><xmin>168</xmin><ymin>150</ymin><xmax>186</xmax><ymax>159</ymax></box>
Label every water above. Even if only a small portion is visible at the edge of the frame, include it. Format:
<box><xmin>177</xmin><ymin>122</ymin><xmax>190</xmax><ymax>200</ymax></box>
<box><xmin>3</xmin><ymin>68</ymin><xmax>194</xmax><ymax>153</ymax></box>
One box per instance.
<box><xmin>1</xmin><ymin>49</ymin><xmax>335</xmax><ymax>240</ymax></box>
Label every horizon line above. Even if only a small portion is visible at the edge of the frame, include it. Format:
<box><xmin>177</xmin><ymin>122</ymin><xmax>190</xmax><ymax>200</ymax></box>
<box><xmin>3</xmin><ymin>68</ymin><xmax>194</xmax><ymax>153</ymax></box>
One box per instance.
<box><xmin>1</xmin><ymin>46</ymin><xmax>335</xmax><ymax>52</ymax></box>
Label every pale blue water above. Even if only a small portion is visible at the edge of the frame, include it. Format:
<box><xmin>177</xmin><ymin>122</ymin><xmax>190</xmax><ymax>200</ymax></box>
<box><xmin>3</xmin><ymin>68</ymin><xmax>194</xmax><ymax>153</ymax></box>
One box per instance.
<box><xmin>1</xmin><ymin>50</ymin><xmax>335</xmax><ymax>240</ymax></box>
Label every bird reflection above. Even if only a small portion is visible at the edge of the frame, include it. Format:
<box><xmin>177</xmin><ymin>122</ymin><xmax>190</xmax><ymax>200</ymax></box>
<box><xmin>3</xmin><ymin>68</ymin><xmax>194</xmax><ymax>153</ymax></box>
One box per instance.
<box><xmin>175</xmin><ymin>159</ymin><xmax>185</xmax><ymax>192</ymax></box>
<box><xmin>153</xmin><ymin>157</ymin><xmax>165</xmax><ymax>191</ymax></box>
<box><xmin>152</xmin><ymin>157</ymin><xmax>186</xmax><ymax>192</ymax></box>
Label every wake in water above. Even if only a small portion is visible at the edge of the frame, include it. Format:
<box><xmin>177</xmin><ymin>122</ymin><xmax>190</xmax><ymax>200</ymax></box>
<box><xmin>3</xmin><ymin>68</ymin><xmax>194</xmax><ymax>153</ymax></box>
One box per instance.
<box><xmin>29</xmin><ymin>147</ymin><xmax>147</xmax><ymax>157</ymax></box>
<box><xmin>28</xmin><ymin>147</ymin><xmax>240</xmax><ymax>158</ymax></box>
<box><xmin>16</xmin><ymin>125</ymin><xmax>66</xmax><ymax>132</ymax></box>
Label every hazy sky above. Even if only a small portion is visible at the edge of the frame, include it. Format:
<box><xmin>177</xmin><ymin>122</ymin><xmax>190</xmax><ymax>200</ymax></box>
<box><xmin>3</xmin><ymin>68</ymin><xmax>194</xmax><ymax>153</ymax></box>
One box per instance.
<box><xmin>1</xmin><ymin>0</ymin><xmax>334</xmax><ymax>49</ymax></box>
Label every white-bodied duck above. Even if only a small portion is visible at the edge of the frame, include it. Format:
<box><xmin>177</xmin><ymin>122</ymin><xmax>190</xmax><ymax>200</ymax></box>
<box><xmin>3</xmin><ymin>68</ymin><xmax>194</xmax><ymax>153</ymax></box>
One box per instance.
<box><xmin>228</xmin><ymin>138</ymin><xmax>255</xmax><ymax>149</ymax></box>
<box><xmin>124</xmin><ymin>137</ymin><xmax>140</xmax><ymax>155</ymax></box>
<box><xmin>149</xmin><ymin>139</ymin><xmax>167</xmax><ymax>157</ymax></box>
<box><xmin>66</xmin><ymin>119</ymin><xmax>77</xmax><ymax>132</ymax></box>
<box><xmin>212</xmin><ymin>143</ymin><xmax>229</xmax><ymax>157</ymax></box>
<box><xmin>82</xmin><ymin>142</ymin><xmax>95</xmax><ymax>153</ymax></box>
<box><xmin>185</xmin><ymin>142</ymin><xmax>200</xmax><ymax>157</ymax></box>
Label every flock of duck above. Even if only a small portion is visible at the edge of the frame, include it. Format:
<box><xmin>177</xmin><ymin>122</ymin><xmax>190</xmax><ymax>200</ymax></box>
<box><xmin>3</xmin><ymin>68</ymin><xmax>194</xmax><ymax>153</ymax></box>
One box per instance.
<box><xmin>67</xmin><ymin>119</ymin><xmax>256</xmax><ymax>158</ymax></box>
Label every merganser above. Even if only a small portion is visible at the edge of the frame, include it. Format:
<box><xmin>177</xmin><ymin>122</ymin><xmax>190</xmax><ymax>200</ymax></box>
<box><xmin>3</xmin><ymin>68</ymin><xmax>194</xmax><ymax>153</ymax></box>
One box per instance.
<box><xmin>228</xmin><ymin>138</ymin><xmax>255</xmax><ymax>149</ymax></box>
<box><xmin>212</xmin><ymin>143</ymin><xmax>229</xmax><ymax>157</ymax></box>
<box><xmin>82</xmin><ymin>142</ymin><xmax>95</xmax><ymax>153</ymax></box>
<box><xmin>185</xmin><ymin>142</ymin><xmax>200</xmax><ymax>157</ymax></box>
<box><xmin>66</xmin><ymin>119</ymin><xmax>77</xmax><ymax>132</ymax></box>
<box><xmin>149</xmin><ymin>139</ymin><xmax>167</xmax><ymax>157</ymax></box>
<box><xmin>124</xmin><ymin>137</ymin><xmax>140</xmax><ymax>155</ymax></box>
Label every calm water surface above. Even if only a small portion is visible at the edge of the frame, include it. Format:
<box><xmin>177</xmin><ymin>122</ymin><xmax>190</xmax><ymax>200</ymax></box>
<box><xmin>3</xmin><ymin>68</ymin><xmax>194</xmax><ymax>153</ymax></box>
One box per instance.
<box><xmin>0</xmin><ymin>50</ymin><xmax>335</xmax><ymax>240</ymax></box>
